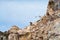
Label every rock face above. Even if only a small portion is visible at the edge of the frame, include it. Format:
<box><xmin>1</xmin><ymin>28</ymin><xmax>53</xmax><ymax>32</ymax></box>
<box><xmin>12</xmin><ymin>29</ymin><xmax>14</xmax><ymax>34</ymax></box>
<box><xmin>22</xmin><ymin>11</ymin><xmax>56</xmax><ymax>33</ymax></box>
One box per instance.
<box><xmin>0</xmin><ymin>0</ymin><xmax>60</xmax><ymax>40</ymax></box>
<box><xmin>8</xmin><ymin>25</ymin><xmax>19</xmax><ymax>40</ymax></box>
<box><xmin>0</xmin><ymin>31</ymin><xmax>8</xmax><ymax>40</ymax></box>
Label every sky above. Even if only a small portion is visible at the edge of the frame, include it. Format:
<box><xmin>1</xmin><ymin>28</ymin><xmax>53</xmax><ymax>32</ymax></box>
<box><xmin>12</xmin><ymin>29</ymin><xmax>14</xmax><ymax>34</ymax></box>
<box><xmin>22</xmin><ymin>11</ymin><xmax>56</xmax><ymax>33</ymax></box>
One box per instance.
<box><xmin>0</xmin><ymin>0</ymin><xmax>49</xmax><ymax>32</ymax></box>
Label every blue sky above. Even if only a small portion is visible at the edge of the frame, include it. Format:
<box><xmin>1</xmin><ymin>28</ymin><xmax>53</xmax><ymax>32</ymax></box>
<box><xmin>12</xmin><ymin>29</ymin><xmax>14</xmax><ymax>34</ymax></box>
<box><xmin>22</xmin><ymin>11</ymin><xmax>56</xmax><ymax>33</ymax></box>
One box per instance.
<box><xmin>0</xmin><ymin>0</ymin><xmax>49</xmax><ymax>31</ymax></box>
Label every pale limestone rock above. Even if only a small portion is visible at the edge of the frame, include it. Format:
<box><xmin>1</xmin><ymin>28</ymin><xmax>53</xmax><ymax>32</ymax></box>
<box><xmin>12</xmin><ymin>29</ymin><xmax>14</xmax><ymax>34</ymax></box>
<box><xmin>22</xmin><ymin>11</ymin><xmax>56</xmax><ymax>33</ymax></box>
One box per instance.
<box><xmin>8</xmin><ymin>33</ymin><xmax>19</xmax><ymax>40</ymax></box>
<box><xmin>17</xmin><ymin>30</ymin><xmax>27</xmax><ymax>35</ymax></box>
<box><xmin>8</xmin><ymin>25</ymin><xmax>19</xmax><ymax>40</ymax></box>
<box><xmin>1</xmin><ymin>0</ymin><xmax>60</xmax><ymax>40</ymax></box>
<box><xmin>8</xmin><ymin>25</ymin><xmax>20</xmax><ymax>34</ymax></box>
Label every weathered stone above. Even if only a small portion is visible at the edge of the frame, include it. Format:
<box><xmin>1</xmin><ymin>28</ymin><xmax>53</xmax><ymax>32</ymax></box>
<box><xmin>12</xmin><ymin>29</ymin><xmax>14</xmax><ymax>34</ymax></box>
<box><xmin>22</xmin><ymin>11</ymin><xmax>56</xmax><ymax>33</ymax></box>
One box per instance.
<box><xmin>0</xmin><ymin>31</ymin><xmax>8</xmax><ymax>40</ymax></box>
<box><xmin>0</xmin><ymin>0</ymin><xmax>60</xmax><ymax>40</ymax></box>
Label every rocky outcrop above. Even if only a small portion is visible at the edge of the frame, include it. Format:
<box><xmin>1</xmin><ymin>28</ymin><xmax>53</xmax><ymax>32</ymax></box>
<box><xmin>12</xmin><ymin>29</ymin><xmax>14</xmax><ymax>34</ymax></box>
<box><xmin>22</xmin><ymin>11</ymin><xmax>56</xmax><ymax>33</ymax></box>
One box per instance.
<box><xmin>0</xmin><ymin>31</ymin><xmax>8</xmax><ymax>40</ymax></box>
<box><xmin>8</xmin><ymin>25</ymin><xmax>19</xmax><ymax>40</ymax></box>
<box><xmin>24</xmin><ymin>0</ymin><xmax>60</xmax><ymax>40</ymax></box>
<box><xmin>0</xmin><ymin>0</ymin><xmax>60</xmax><ymax>40</ymax></box>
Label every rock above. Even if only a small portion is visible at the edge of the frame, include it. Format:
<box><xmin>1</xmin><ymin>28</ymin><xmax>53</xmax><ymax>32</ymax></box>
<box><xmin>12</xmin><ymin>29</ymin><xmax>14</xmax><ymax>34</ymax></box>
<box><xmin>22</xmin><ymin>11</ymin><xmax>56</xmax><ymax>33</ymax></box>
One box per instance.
<box><xmin>8</xmin><ymin>25</ymin><xmax>20</xmax><ymax>34</ymax></box>
<box><xmin>8</xmin><ymin>25</ymin><xmax>19</xmax><ymax>40</ymax></box>
<box><xmin>0</xmin><ymin>31</ymin><xmax>8</xmax><ymax>40</ymax></box>
<box><xmin>1</xmin><ymin>0</ymin><xmax>60</xmax><ymax>40</ymax></box>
